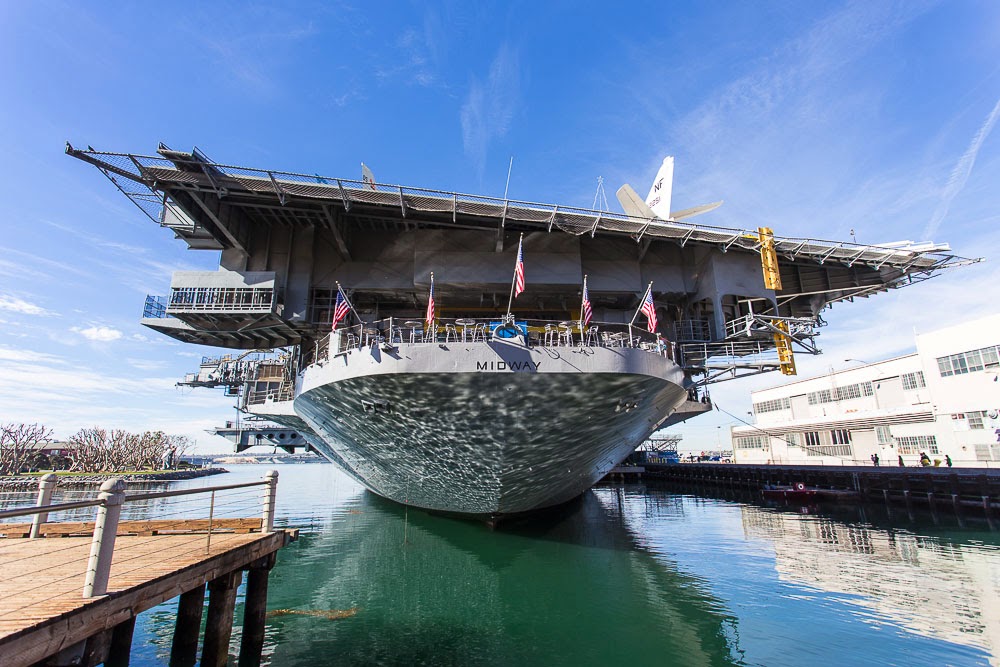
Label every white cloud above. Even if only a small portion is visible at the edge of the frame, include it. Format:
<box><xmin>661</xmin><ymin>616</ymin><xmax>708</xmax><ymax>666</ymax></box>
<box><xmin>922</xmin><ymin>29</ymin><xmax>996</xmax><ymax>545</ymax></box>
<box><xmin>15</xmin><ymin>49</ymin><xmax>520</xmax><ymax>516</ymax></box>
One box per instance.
<box><xmin>0</xmin><ymin>294</ymin><xmax>50</xmax><ymax>316</ymax></box>
<box><xmin>0</xmin><ymin>347</ymin><xmax>65</xmax><ymax>364</ymax></box>
<box><xmin>74</xmin><ymin>325</ymin><xmax>123</xmax><ymax>342</ymax></box>
<box><xmin>460</xmin><ymin>43</ymin><xmax>520</xmax><ymax>180</ymax></box>
<box><xmin>923</xmin><ymin>96</ymin><xmax>1000</xmax><ymax>240</ymax></box>
<box><xmin>127</xmin><ymin>358</ymin><xmax>167</xmax><ymax>371</ymax></box>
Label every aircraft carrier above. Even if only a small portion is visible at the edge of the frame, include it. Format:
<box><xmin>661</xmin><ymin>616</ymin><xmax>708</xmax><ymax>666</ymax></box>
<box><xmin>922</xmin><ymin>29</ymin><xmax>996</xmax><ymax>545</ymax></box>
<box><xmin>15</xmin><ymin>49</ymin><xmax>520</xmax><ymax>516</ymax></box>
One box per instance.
<box><xmin>68</xmin><ymin>144</ymin><xmax>974</xmax><ymax>518</ymax></box>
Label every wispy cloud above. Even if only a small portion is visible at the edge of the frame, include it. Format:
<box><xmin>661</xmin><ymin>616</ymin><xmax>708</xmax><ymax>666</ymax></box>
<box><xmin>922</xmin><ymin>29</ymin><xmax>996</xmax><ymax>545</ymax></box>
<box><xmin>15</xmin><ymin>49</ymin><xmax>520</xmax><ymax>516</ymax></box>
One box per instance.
<box><xmin>73</xmin><ymin>325</ymin><xmax>123</xmax><ymax>342</ymax></box>
<box><xmin>0</xmin><ymin>294</ymin><xmax>51</xmax><ymax>316</ymax></box>
<box><xmin>923</xmin><ymin>96</ymin><xmax>1000</xmax><ymax>240</ymax></box>
<box><xmin>460</xmin><ymin>43</ymin><xmax>521</xmax><ymax>180</ymax></box>
<box><xmin>0</xmin><ymin>346</ymin><xmax>65</xmax><ymax>364</ymax></box>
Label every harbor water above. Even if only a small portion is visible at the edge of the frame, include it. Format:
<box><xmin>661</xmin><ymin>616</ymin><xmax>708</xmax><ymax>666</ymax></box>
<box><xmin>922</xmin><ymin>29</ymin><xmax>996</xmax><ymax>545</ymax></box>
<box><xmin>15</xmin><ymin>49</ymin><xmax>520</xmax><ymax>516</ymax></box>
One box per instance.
<box><xmin>124</xmin><ymin>464</ymin><xmax>999</xmax><ymax>666</ymax></box>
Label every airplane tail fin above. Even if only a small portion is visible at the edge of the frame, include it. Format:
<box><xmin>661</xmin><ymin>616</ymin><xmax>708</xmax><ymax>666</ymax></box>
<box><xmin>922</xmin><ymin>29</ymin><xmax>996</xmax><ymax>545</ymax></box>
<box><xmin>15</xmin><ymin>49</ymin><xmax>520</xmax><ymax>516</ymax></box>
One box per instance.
<box><xmin>617</xmin><ymin>155</ymin><xmax>722</xmax><ymax>222</ymax></box>
<box><xmin>644</xmin><ymin>156</ymin><xmax>674</xmax><ymax>219</ymax></box>
<box><xmin>361</xmin><ymin>162</ymin><xmax>377</xmax><ymax>190</ymax></box>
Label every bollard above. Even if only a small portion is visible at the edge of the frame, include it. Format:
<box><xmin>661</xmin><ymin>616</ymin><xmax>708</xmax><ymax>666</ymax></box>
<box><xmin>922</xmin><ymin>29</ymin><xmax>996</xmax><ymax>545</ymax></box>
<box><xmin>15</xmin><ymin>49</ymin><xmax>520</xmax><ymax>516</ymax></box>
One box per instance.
<box><xmin>83</xmin><ymin>478</ymin><xmax>126</xmax><ymax>598</ymax></box>
<box><xmin>262</xmin><ymin>470</ymin><xmax>278</xmax><ymax>532</ymax></box>
<box><xmin>30</xmin><ymin>473</ymin><xmax>59</xmax><ymax>539</ymax></box>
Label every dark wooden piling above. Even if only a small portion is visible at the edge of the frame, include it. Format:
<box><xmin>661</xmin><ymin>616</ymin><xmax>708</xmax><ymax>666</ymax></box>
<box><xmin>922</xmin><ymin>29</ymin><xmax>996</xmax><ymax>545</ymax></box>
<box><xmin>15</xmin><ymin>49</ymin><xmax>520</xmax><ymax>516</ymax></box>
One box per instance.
<box><xmin>238</xmin><ymin>553</ymin><xmax>277</xmax><ymax>667</ymax></box>
<box><xmin>105</xmin><ymin>617</ymin><xmax>136</xmax><ymax>667</ymax></box>
<box><xmin>202</xmin><ymin>570</ymin><xmax>244</xmax><ymax>667</ymax></box>
<box><xmin>170</xmin><ymin>584</ymin><xmax>206</xmax><ymax>667</ymax></box>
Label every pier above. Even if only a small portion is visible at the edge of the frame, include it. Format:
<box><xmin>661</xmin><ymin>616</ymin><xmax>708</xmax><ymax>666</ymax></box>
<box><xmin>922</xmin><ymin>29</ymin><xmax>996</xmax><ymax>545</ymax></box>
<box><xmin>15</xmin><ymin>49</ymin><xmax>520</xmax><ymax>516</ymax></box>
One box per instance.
<box><xmin>641</xmin><ymin>463</ymin><xmax>1000</xmax><ymax>517</ymax></box>
<box><xmin>0</xmin><ymin>472</ymin><xmax>296</xmax><ymax>667</ymax></box>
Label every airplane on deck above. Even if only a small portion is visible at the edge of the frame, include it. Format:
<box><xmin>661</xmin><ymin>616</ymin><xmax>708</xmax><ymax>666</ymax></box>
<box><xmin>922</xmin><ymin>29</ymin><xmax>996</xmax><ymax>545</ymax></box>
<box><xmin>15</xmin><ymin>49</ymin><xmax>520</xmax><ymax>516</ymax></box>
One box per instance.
<box><xmin>616</xmin><ymin>156</ymin><xmax>723</xmax><ymax>222</ymax></box>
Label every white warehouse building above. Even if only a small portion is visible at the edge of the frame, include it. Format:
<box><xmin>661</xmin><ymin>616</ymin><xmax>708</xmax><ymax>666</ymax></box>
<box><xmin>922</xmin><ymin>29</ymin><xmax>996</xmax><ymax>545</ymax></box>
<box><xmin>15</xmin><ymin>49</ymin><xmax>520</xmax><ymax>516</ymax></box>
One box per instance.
<box><xmin>731</xmin><ymin>314</ymin><xmax>1000</xmax><ymax>467</ymax></box>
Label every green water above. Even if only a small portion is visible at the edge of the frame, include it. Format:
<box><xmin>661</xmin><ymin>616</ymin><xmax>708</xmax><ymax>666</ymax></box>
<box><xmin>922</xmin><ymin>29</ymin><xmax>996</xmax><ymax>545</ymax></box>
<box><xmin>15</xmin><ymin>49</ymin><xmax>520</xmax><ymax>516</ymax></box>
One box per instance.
<box><xmin>127</xmin><ymin>465</ymin><xmax>999</xmax><ymax>666</ymax></box>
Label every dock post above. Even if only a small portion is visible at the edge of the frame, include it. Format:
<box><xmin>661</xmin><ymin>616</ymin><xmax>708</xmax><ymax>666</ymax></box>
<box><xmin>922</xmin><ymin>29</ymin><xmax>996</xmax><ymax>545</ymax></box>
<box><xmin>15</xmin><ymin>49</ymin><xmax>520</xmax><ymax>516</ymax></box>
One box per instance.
<box><xmin>201</xmin><ymin>570</ymin><xmax>244</xmax><ymax>667</ymax></box>
<box><xmin>170</xmin><ymin>584</ymin><xmax>206</xmax><ymax>667</ymax></box>
<box><xmin>262</xmin><ymin>470</ymin><xmax>278</xmax><ymax>532</ymax></box>
<box><xmin>105</xmin><ymin>617</ymin><xmax>137</xmax><ymax>667</ymax></box>
<box><xmin>83</xmin><ymin>478</ymin><xmax>126</xmax><ymax>598</ymax></box>
<box><xmin>30</xmin><ymin>473</ymin><xmax>59</xmax><ymax>539</ymax></box>
<box><xmin>238</xmin><ymin>553</ymin><xmax>277</xmax><ymax>667</ymax></box>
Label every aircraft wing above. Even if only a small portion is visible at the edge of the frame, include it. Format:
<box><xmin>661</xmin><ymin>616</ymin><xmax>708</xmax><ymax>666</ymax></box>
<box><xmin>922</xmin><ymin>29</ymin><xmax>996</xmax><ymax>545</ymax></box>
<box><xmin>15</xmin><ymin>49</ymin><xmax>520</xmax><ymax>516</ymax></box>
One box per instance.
<box><xmin>670</xmin><ymin>200</ymin><xmax>723</xmax><ymax>221</ymax></box>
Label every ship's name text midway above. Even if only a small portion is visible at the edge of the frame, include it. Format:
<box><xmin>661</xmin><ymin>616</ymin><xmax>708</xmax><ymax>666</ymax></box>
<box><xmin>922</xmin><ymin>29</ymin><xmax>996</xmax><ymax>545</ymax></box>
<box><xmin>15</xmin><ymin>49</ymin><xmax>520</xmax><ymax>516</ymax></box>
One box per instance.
<box><xmin>475</xmin><ymin>361</ymin><xmax>541</xmax><ymax>372</ymax></box>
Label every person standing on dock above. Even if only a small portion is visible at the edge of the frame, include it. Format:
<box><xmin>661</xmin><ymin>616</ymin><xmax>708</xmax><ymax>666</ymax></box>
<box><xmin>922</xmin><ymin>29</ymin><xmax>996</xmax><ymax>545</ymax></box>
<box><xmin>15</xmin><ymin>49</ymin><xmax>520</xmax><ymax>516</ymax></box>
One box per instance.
<box><xmin>946</xmin><ymin>454</ymin><xmax>953</xmax><ymax>467</ymax></box>
<box><xmin>871</xmin><ymin>453</ymin><xmax>879</xmax><ymax>467</ymax></box>
<box><xmin>898</xmin><ymin>455</ymin><xmax>905</xmax><ymax>467</ymax></box>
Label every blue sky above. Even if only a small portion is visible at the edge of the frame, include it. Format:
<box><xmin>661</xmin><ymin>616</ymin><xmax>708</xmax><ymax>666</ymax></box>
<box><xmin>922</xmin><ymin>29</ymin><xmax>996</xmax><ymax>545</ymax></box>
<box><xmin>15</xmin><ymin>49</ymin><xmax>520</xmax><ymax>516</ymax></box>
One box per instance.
<box><xmin>1</xmin><ymin>1</ymin><xmax>998</xmax><ymax>452</ymax></box>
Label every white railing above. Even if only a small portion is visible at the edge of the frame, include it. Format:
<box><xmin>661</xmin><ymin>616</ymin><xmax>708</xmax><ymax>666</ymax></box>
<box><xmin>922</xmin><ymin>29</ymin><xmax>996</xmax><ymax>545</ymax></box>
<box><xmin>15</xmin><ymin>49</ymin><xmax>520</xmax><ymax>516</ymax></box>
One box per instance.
<box><xmin>310</xmin><ymin>317</ymin><xmax>673</xmax><ymax>364</ymax></box>
<box><xmin>0</xmin><ymin>472</ymin><xmax>278</xmax><ymax>598</ymax></box>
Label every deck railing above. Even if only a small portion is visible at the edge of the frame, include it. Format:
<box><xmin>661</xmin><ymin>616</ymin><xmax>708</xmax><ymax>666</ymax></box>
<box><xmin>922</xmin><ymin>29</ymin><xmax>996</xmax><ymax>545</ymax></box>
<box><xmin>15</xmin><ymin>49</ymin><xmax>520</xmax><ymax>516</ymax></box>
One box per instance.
<box><xmin>0</xmin><ymin>472</ymin><xmax>278</xmax><ymax>598</ymax></box>
<box><xmin>308</xmin><ymin>316</ymin><xmax>673</xmax><ymax>364</ymax></box>
<box><xmin>167</xmin><ymin>287</ymin><xmax>276</xmax><ymax>314</ymax></box>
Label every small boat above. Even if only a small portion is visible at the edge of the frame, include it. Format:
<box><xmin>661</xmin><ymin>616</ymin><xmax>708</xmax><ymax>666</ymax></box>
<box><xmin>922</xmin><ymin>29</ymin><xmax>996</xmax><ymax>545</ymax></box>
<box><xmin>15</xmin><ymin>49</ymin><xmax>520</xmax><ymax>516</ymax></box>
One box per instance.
<box><xmin>761</xmin><ymin>482</ymin><xmax>818</xmax><ymax>502</ymax></box>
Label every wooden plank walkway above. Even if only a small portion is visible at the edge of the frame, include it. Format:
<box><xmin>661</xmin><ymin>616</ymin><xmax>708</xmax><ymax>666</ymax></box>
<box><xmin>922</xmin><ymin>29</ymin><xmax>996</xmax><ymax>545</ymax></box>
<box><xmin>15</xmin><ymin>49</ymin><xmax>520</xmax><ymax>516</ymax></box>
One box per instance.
<box><xmin>0</xmin><ymin>527</ymin><xmax>297</xmax><ymax>667</ymax></box>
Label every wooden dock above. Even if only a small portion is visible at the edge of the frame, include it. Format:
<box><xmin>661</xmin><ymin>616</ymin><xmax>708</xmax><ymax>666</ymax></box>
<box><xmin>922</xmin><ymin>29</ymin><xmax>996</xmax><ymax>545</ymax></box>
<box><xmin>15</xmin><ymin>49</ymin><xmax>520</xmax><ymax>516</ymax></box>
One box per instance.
<box><xmin>0</xmin><ymin>472</ymin><xmax>296</xmax><ymax>667</ymax></box>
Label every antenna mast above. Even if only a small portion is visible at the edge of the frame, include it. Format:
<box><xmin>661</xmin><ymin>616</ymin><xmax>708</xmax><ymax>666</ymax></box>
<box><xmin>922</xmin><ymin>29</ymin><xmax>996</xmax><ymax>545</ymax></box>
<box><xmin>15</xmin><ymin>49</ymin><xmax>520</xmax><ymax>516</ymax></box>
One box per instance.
<box><xmin>592</xmin><ymin>176</ymin><xmax>610</xmax><ymax>211</ymax></box>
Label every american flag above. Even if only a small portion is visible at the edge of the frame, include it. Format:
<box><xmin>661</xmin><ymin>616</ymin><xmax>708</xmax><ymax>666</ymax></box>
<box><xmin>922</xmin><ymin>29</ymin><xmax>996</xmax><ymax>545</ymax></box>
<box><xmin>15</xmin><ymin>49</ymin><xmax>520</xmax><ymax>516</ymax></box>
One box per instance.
<box><xmin>581</xmin><ymin>281</ymin><xmax>592</xmax><ymax>327</ymax></box>
<box><xmin>640</xmin><ymin>288</ymin><xmax>657</xmax><ymax>333</ymax></box>
<box><xmin>514</xmin><ymin>236</ymin><xmax>525</xmax><ymax>297</ymax></box>
<box><xmin>331</xmin><ymin>288</ymin><xmax>350</xmax><ymax>329</ymax></box>
<box><xmin>425</xmin><ymin>275</ymin><xmax>435</xmax><ymax>328</ymax></box>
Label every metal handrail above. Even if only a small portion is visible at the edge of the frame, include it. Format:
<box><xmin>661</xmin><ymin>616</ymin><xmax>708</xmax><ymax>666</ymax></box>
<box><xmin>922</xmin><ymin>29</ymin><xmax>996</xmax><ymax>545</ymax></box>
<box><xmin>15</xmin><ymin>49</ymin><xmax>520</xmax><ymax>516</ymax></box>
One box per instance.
<box><xmin>0</xmin><ymin>479</ymin><xmax>269</xmax><ymax>519</ymax></box>
<box><xmin>0</xmin><ymin>499</ymin><xmax>104</xmax><ymax>520</ymax></box>
<box><xmin>122</xmin><ymin>479</ymin><xmax>269</xmax><ymax>503</ymax></box>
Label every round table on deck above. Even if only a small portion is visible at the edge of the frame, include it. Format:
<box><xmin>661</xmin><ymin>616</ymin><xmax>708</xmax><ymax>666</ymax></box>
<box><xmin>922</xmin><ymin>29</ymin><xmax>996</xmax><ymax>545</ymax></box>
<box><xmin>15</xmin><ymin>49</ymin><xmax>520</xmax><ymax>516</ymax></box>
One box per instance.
<box><xmin>455</xmin><ymin>318</ymin><xmax>476</xmax><ymax>341</ymax></box>
<box><xmin>363</xmin><ymin>327</ymin><xmax>381</xmax><ymax>345</ymax></box>
<box><xmin>403</xmin><ymin>321</ymin><xmax>423</xmax><ymax>343</ymax></box>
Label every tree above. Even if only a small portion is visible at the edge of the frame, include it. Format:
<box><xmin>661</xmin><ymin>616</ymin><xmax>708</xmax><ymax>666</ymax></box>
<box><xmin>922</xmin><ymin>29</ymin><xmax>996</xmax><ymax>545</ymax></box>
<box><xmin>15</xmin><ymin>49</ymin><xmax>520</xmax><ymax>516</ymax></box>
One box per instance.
<box><xmin>0</xmin><ymin>423</ymin><xmax>54</xmax><ymax>475</ymax></box>
<box><xmin>66</xmin><ymin>428</ymin><xmax>195</xmax><ymax>472</ymax></box>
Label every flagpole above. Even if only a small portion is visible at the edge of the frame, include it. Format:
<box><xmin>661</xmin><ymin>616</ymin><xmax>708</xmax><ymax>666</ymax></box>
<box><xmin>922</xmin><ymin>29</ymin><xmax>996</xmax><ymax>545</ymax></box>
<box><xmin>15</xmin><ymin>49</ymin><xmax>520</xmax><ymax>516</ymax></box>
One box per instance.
<box><xmin>505</xmin><ymin>233</ymin><xmax>523</xmax><ymax>322</ymax></box>
<box><xmin>336</xmin><ymin>281</ymin><xmax>361</xmax><ymax>324</ymax></box>
<box><xmin>630</xmin><ymin>282</ymin><xmax>653</xmax><ymax>326</ymax></box>
<box><xmin>427</xmin><ymin>272</ymin><xmax>434</xmax><ymax>331</ymax></box>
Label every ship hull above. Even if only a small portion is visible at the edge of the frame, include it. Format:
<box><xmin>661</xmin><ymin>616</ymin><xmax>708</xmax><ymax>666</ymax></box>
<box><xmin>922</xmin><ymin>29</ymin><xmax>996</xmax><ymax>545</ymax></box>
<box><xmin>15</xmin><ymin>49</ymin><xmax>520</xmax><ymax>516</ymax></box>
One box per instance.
<box><xmin>255</xmin><ymin>339</ymin><xmax>689</xmax><ymax>517</ymax></box>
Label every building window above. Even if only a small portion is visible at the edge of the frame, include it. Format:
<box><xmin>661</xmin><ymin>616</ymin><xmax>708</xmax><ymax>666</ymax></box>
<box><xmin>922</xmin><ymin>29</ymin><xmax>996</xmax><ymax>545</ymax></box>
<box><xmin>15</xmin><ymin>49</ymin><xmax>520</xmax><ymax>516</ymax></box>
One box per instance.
<box><xmin>830</xmin><ymin>429</ymin><xmax>852</xmax><ymax>445</ymax></box>
<box><xmin>975</xmin><ymin>444</ymin><xmax>1000</xmax><ymax>462</ymax></box>
<box><xmin>784</xmin><ymin>432</ymin><xmax>799</xmax><ymax>447</ymax></box>
<box><xmin>807</xmin><ymin>382</ymin><xmax>873</xmax><ymax>405</ymax></box>
<box><xmin>734</xmin><ymin>436</ymin><xmax>766</xmax><ymax>449</ymax></box>
<box><xmin>901</xmin><ymin>371</ymin><xmax>925</xmax><ymax>391</ymax></box>
<box><xmin>753</xmin><ymin>397</ymin><xmax>791</xmax><ymax>414</ymax></box>
<box><xmin>806</xmin><ymin>445</ymin><xmax>852</xmax><ymax>457</ymax></box>
<box><xmin>875</xmin><ymin>425</ymin><xmax>892</xmax><ymax>445</ymax></box>
<box><xmin>896</xmin><ymin>435</ymin><xmax>939</xmax><ymax>455</ymax></box>
<box><xmin>937</xmin><ymin>345</ymin><xmax>1000</xmax><ymax>377</ymax></box>
<box><xmin>804</xmin><ymin>431</ymin><xmax>822</xmax><ymax>447</ymax></box>
<box><xmin>967</xmin><ymin>411</ymin><xmax>986</xmax><ymax>430</ymax></box>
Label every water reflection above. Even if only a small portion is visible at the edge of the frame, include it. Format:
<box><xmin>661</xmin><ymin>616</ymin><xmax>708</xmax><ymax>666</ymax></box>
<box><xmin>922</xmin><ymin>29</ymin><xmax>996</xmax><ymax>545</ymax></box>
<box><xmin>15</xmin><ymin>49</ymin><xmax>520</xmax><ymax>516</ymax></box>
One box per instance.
<box><xmin>609</xmin><ymin>482</ymin><xmax>1000</xmax><ymax>667</ymax></box>
<box><xmin>34</xmin><ymin>466</ymin><xmax>1000</xmax><ymax>667</ymax></box>
<box><xmin>260</xmin><ymin>488</ymin><xmax>739</xmax><ymax>666</ymax></box>
<box><xmin>739</xmin><ymin>504</ymin><xmax>1000</xmax><ymax>663</ymax></box>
